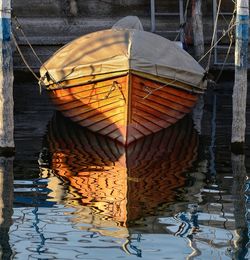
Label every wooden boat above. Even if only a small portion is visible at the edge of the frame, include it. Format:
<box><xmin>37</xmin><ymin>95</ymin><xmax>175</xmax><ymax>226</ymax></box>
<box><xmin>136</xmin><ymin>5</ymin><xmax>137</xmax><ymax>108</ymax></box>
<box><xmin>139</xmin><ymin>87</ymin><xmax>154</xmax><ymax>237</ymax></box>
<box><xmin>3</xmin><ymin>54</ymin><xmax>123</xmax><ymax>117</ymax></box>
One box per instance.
<box><xmin>42</xmin><ymin>112</ymin><xmax>199</xmax><ymax>227</ymax></box>
<box><xmin>39</xmin><ymin>16</ymin><xmax>206</xmax><ymax>145</ymax></box>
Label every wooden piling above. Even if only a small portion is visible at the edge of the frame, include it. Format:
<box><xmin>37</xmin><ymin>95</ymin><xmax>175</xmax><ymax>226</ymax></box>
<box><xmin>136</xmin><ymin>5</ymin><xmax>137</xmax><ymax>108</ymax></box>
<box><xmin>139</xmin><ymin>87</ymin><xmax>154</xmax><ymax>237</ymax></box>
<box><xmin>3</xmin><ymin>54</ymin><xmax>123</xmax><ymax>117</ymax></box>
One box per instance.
<box><xmin>231</xmin><ymin>153</ymin><xmax>248</xmax><ymax>258</ymax></box>
<box><xmin>0</xmin><ymin>0</ymin><xmax>14</xmax><ymax>156</ymax></box>
<box><xmin>192</xmin><ymin>0</ymin><xmax>204</xmax><ymax>60</ymax></box>
<box><xmin>231</xmin><ymin>0</ymin><xmax>249</xmax><ymax>153</ymax></box>
<box><xmin>0</xmin><ymin>157</ymin><xmax>13</xmax><ymax>258</ymax></box>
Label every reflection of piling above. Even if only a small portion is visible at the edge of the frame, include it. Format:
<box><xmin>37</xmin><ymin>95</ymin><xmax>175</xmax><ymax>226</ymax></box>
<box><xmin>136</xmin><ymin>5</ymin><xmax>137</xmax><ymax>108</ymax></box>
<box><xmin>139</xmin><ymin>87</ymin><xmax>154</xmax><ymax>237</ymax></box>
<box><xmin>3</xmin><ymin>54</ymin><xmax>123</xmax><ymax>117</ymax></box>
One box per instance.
<box><xmin>0</xmin><ymin>157</ymin><xmax>14</xmax><ymax>259</ymax></box>
<box><xmin>231</xmin><ymin>153</ymin><xmax>248</xmax><ymax>259</ymax></box>
<box><xmin>231</xmin><ymin>0</ymin><xmax>249</xmax><ymax>152</ymax></box>
<box><xmin>0</xmin><ymin>0</ymin><xmax>14</xmax><ymax>155</ymax></box>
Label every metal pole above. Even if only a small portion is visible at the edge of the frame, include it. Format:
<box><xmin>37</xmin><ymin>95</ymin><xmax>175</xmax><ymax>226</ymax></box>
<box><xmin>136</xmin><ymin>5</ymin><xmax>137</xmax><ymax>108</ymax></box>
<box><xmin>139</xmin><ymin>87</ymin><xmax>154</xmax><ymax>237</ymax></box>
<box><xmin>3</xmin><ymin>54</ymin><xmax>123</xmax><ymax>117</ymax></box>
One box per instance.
<box><xmin>150</xmin><ymin>0</ymin><xmax>156</xmax><ymax>32</ymax></box>
<box><xmin>231</xmin><ymin>0</ymin><xmax>249</xmax><ymax>151</ymax></box>
<box><xmin>0</xmin><ymin>0</ymin><xmax>14</xmax><ymax>155</ymax></box>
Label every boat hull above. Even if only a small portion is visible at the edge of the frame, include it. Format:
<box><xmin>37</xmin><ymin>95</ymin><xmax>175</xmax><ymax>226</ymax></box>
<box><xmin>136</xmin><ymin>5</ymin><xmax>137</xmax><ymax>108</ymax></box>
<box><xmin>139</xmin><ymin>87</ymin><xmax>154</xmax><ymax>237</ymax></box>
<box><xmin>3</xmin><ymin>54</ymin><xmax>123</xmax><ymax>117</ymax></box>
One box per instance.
<box><xmin>48</xmin><ymin>72</ymin><xmax>199</xmax><ymax>145</ymax></box>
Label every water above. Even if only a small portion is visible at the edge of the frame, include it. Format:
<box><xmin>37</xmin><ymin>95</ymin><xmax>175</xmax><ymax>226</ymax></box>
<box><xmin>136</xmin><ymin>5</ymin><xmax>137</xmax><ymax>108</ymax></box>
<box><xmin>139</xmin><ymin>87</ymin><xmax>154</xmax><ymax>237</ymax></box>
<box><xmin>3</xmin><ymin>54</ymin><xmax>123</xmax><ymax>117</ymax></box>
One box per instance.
<box><xmin>0</xmin><ymin>72</ymin><xmax>249</xmax><ymax>259</ymax></box>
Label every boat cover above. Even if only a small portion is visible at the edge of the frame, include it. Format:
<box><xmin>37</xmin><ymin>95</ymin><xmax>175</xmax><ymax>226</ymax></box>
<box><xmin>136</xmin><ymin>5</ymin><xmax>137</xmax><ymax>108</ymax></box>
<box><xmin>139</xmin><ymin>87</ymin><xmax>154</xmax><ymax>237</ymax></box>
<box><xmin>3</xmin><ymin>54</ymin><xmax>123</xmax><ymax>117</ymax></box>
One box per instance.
<box><xmin>40</xmin><ymin>17</ymin><xmax>206</xmax><ymax>90</ymax></box>
<box><xmin>112</xmin><ymin>15</ymin><xmax>144</xmax><ymax>30</ymax></box>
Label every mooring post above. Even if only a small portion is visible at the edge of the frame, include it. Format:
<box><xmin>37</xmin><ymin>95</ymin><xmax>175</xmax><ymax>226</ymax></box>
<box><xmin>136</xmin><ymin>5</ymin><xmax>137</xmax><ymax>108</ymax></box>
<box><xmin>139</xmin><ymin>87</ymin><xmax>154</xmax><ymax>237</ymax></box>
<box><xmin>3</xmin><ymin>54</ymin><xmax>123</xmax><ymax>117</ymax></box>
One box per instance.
<box><xmin>231</xmin><ymin>0</ymin><xmax>249</xmax><ymax>152</ymax></box>
<box><xmin>231</xmin><ymin>153</ymin><xmax>248</xmax><ymax>258</ymax></box>
<box><xmin>0</xmin><ymin>0</ymin><xmax>14</xmax><ymax>156</ymax></box>
<box><xmin>0</xmin><ymin>157</ymin><xmax>13</xmax><ymax>258</ymax></box>
<box><xmin>192</xmin><ymin>0</ymin><xmax>204</xmax><ymax>60</ymax></box>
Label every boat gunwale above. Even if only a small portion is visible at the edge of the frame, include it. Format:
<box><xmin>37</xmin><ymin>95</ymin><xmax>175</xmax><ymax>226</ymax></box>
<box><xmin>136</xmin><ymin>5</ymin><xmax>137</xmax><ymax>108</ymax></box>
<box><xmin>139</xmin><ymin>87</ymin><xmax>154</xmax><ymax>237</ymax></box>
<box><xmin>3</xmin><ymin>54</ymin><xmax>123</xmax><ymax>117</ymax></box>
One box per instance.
<box><xmin>45</xmin><ymin>69</ymin><xmax>205</xmax><ymax>94</ymax></box>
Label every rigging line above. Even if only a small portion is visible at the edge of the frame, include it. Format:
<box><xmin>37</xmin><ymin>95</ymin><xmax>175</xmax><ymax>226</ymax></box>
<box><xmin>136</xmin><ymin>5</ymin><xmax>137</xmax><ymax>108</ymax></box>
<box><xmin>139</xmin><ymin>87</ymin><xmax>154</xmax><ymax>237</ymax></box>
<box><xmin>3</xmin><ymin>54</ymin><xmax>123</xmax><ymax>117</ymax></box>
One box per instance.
<box><xmin>206</xmin><ymin>0</ymin><xmax>222</xmax><ymax>70</ymax></box>
<box><xmin>214</xmin><ymin>5</ymin><xmax>235</xmax><ymax>82</ymax></box>
<box><xmin>13</xmin><ymin>16</ymin><xmax>43</xmax><ymax>65</ymax></box>
<box><xmin>13</xmin><ymin>15</ymin><xmax>60</xmax><ymax>87</ymax></box>
<box><xmin>198</xmin><ymin>22</ymin><xmax>236</xmax><ymax>64</ymax></box>
<box><xmin>215</xmin><ymin>33</ymin><xmax>234</xmax><ymax>83</ymax></box>
<box><xmin>142</xmin><ymin>80</ymin><xmax>176</xmax><ymax>99</ymax></box>
<box><xmin>12</xmin><ymin>33</ymin><xmax>40</xmax><ymax>82</ymax></box>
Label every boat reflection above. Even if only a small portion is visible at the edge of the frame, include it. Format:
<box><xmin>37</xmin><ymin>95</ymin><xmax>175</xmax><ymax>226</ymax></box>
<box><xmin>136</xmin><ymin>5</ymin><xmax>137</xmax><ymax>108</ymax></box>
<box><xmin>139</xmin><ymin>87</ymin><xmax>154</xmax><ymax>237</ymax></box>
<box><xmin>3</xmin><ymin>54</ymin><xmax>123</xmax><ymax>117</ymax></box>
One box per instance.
<box><xmin>41</xmin><ymin>112</ymin><xmax>199</xmax><ymax>233</ymax></box>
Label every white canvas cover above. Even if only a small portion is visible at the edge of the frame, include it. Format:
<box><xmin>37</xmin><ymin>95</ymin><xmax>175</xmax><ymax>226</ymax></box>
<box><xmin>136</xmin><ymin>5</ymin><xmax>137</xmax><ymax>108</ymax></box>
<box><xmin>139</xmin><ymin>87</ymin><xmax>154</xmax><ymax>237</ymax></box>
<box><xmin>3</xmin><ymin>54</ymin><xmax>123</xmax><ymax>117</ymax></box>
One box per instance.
<box><xmin>112</xmin><ymin>16</ymin><xmax>144</xmax><ymax>30</ymax></box>
<box><xmin>40</xmin><ymin>18</ymin><xmax>206</xmax><ymax>90</ymax></box>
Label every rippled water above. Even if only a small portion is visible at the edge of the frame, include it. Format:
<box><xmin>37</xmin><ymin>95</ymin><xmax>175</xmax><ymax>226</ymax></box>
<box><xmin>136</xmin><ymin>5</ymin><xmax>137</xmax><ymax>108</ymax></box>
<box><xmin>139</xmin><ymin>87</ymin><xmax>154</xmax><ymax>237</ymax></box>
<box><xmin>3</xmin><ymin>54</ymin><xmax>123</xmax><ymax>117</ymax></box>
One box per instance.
<box><xmin>0</xmin><ymin>73</ymin><xmax>249</xmax><ymax>259</ymax></box>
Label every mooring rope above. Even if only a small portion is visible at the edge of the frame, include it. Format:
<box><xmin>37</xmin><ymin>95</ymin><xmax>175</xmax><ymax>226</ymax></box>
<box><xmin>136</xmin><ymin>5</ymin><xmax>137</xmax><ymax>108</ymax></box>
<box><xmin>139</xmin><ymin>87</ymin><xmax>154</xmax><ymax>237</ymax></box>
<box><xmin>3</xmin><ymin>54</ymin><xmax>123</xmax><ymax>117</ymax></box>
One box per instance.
<box><xmin>12</xmin><ymin>15</ymin><xmax>60</xmax><ymax>88</ymax></box>
<box><xmin>205</xmin><ymin>0</ymin><xmax>222</xmax><ymax>70</ymax></box>
<box><xmin>198</xmin><ymin>0</ymin><xmax>236</xmax><ymax>72</ymax></box>
<box><xmin>198</xmin><ymin>22</ymin><xmax>236</xmax><ymax>65</ymax></box>
<box><xmin>143</xmin><ymin>79</ymin><xmax>177</xmax><ymax>99</ymax></box>
<box><xmin>214</xmin><ymin>5</ymin><xmax>236</xmax><ymax>82</ymax></box>
<box><xmin>12</xmin><ymin>33</ymin><xmax>40</xmax><ymax>82</ymax></box>
<box><xmin>13</xmin><ymin>16</ymin><xmax>43</xmax><ymax>65</ymax></box>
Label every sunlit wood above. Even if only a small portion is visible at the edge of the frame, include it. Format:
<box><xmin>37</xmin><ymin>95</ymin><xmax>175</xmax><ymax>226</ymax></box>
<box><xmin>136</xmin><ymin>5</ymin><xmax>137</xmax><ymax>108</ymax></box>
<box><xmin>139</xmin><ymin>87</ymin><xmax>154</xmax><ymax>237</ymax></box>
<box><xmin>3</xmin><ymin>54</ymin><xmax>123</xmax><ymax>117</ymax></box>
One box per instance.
<box><xmin>48</xmin><ymin>72</ymin><xmax>199</xmax><ymax>145</ymax></box>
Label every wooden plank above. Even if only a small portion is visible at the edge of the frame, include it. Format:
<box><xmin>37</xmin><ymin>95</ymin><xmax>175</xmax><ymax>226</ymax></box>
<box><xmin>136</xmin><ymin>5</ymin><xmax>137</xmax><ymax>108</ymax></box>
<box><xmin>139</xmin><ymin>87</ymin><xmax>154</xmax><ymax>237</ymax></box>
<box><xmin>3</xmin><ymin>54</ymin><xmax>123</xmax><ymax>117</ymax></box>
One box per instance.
<box><xmin>80</xmin><ymin>108</ymin><xmax>125</xmax><ymax>128</ymax></box>
<box><xmin>132</xmin><ymin>98</ymin><xmax>182</xmax><ymax>124</ymax></box>
<box><xmin>86</xmin><ymin>113</ymin><xmax>125</xmax><ymax>131</ymax></box>
<box><xmin>97</xmin><ymin>122</ymin><xmax>124</xmax><ymax>136</ymax></box>
<box><xmin>51</xmin><ymin>84</ymin><xmax>125</xmax><ymax>107</ymax></box>
<box><xmin>132</xmin><ymin>113</ymin><xmax>167</xmax><ymax>132</ymax></box>
<box><xmin>132</xmin><ymin>74</ymin><xmax>198</xmax><ymax>101</ymax></box>
<box><xmin>135</xmin><ymin>94</ymin><xmax>185</xmax><ymax>119</ymax></box>
<box><xmin>129</xmin><ymin>120</ymin><xmax>153</xmax><ymax>135</ymax></box>
<box><xmin>133</xmin><ymin>83</ymin><xmax>194</xmax><ymax>110</ymax></box>
<box><xmin>48</xmin><ymin>71</ymin><xmax>128</xmax><ymax>89</ymax></box>
<box><xmin>49</xmin><ymin>74</ymin><xmax>128</xmax><ymax>96</ymax></box>
<box><xmin>60</xmin><ymin>95</ymin><xmax>124</xmax><ymax>118</ymax></box>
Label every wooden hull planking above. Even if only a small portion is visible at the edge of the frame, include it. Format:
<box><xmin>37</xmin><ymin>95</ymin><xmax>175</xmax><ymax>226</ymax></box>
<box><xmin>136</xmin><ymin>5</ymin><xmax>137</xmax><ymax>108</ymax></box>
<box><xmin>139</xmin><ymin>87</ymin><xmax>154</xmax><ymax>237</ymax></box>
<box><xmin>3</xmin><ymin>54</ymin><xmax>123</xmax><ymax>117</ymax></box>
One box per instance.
<box><xmin>48</xmin><ymin>72</ymin><xmax>199</xmax><ymax>145</ymax></box>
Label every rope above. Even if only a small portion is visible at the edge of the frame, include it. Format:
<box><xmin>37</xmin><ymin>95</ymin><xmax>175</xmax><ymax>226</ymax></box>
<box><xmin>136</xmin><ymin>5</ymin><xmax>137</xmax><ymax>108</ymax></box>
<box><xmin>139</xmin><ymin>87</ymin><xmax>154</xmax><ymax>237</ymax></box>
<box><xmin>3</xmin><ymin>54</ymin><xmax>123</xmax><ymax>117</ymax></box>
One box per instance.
<box><xmin>214</xmin><ymin>3</ymin><xmax>236</xmax><ymax>82</ymax></box>
<box><xmin>13</xmin><ymin>15</ymin><xmax>60</xmax><ymax>88</ymax></box>
<box><xmin>143</xmin><ymin>79</ymin><xmax>177</xmax><ymax>99</ymax></box>
<box><xmin>105</xmin><ymin>81</ymin><xmax>126</xmax><ymax>101</ymax></box>
<box><xmin>198</xmin><ymin>22</ymin><xmax>236</xmax><ymax>64</ymax></box>
<box><xmin>87</xmin><ymin>81</ymin><xmax>126</xmax><ymax>104</ymax></box>
<box><xmin>105</xmin><ymin>82</ymin><xmax>117</xmax><ymax>99</ymax></box>
<box><xmin>215</xmin><ymin>34</ymin><xmax>234</xmax><ymax>82</ymax></box>
<box><xmin>206</xmin><ymin>0</ymin><xmax>222</xmax><ymax>70</ymax></box>
<box><xmin>198</xmin><ymin>0</ymin><xmax>236</xmax><ymax>71</ymax></box>
<box><xmin>12</xmin><ymin>33</ymin><xmax>40</xmax><ymax>82</ymax></box>
<box><xmin>13</xmin><ymin>16</ymin><xmax>43</xmax><ymax>65</ymax></box>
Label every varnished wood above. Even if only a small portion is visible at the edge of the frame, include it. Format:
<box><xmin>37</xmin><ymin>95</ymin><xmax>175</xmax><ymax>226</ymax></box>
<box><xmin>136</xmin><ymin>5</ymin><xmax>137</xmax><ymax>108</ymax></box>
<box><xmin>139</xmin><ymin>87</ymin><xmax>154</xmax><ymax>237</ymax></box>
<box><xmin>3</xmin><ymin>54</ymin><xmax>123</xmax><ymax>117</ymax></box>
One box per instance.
<box><xmin>47</xmin><ymin>72</ymin><xmax>200</xmax><ymax>145</ymax></box>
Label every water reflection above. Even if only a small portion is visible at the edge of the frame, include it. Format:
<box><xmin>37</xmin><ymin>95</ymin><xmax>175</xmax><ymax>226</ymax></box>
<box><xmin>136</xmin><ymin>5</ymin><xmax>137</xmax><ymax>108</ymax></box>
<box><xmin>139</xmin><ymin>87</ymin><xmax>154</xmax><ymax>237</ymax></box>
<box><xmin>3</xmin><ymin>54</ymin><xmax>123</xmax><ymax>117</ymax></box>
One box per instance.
<box><xmin>231</xmin><ymin>154</ymin><xmax>249</xmax><ymax>259</ymax></box>
<box><xmin>41</xmin><ymin>112</ymin><xmax>199</xmax><ymax>236</ymax></box>
<box><xmin>0</xmin><ymin>157</ymin><xmax>13</xmax><ymax>259</ymax></box>
<box><xmin>9</xmin><ymin>77</ymin><xmax>250</xmax><ymax>259</ymax></box>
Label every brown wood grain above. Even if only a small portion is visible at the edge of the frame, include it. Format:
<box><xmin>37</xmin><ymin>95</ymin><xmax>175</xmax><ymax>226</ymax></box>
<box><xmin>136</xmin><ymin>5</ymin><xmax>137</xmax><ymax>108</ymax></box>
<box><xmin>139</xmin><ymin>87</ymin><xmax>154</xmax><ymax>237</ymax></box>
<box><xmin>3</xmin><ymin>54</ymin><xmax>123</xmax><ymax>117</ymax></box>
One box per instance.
<box><xmin>47</xmin><ymin>72</ymin><xmax>199</xmax><ymax>145</ymax></box>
